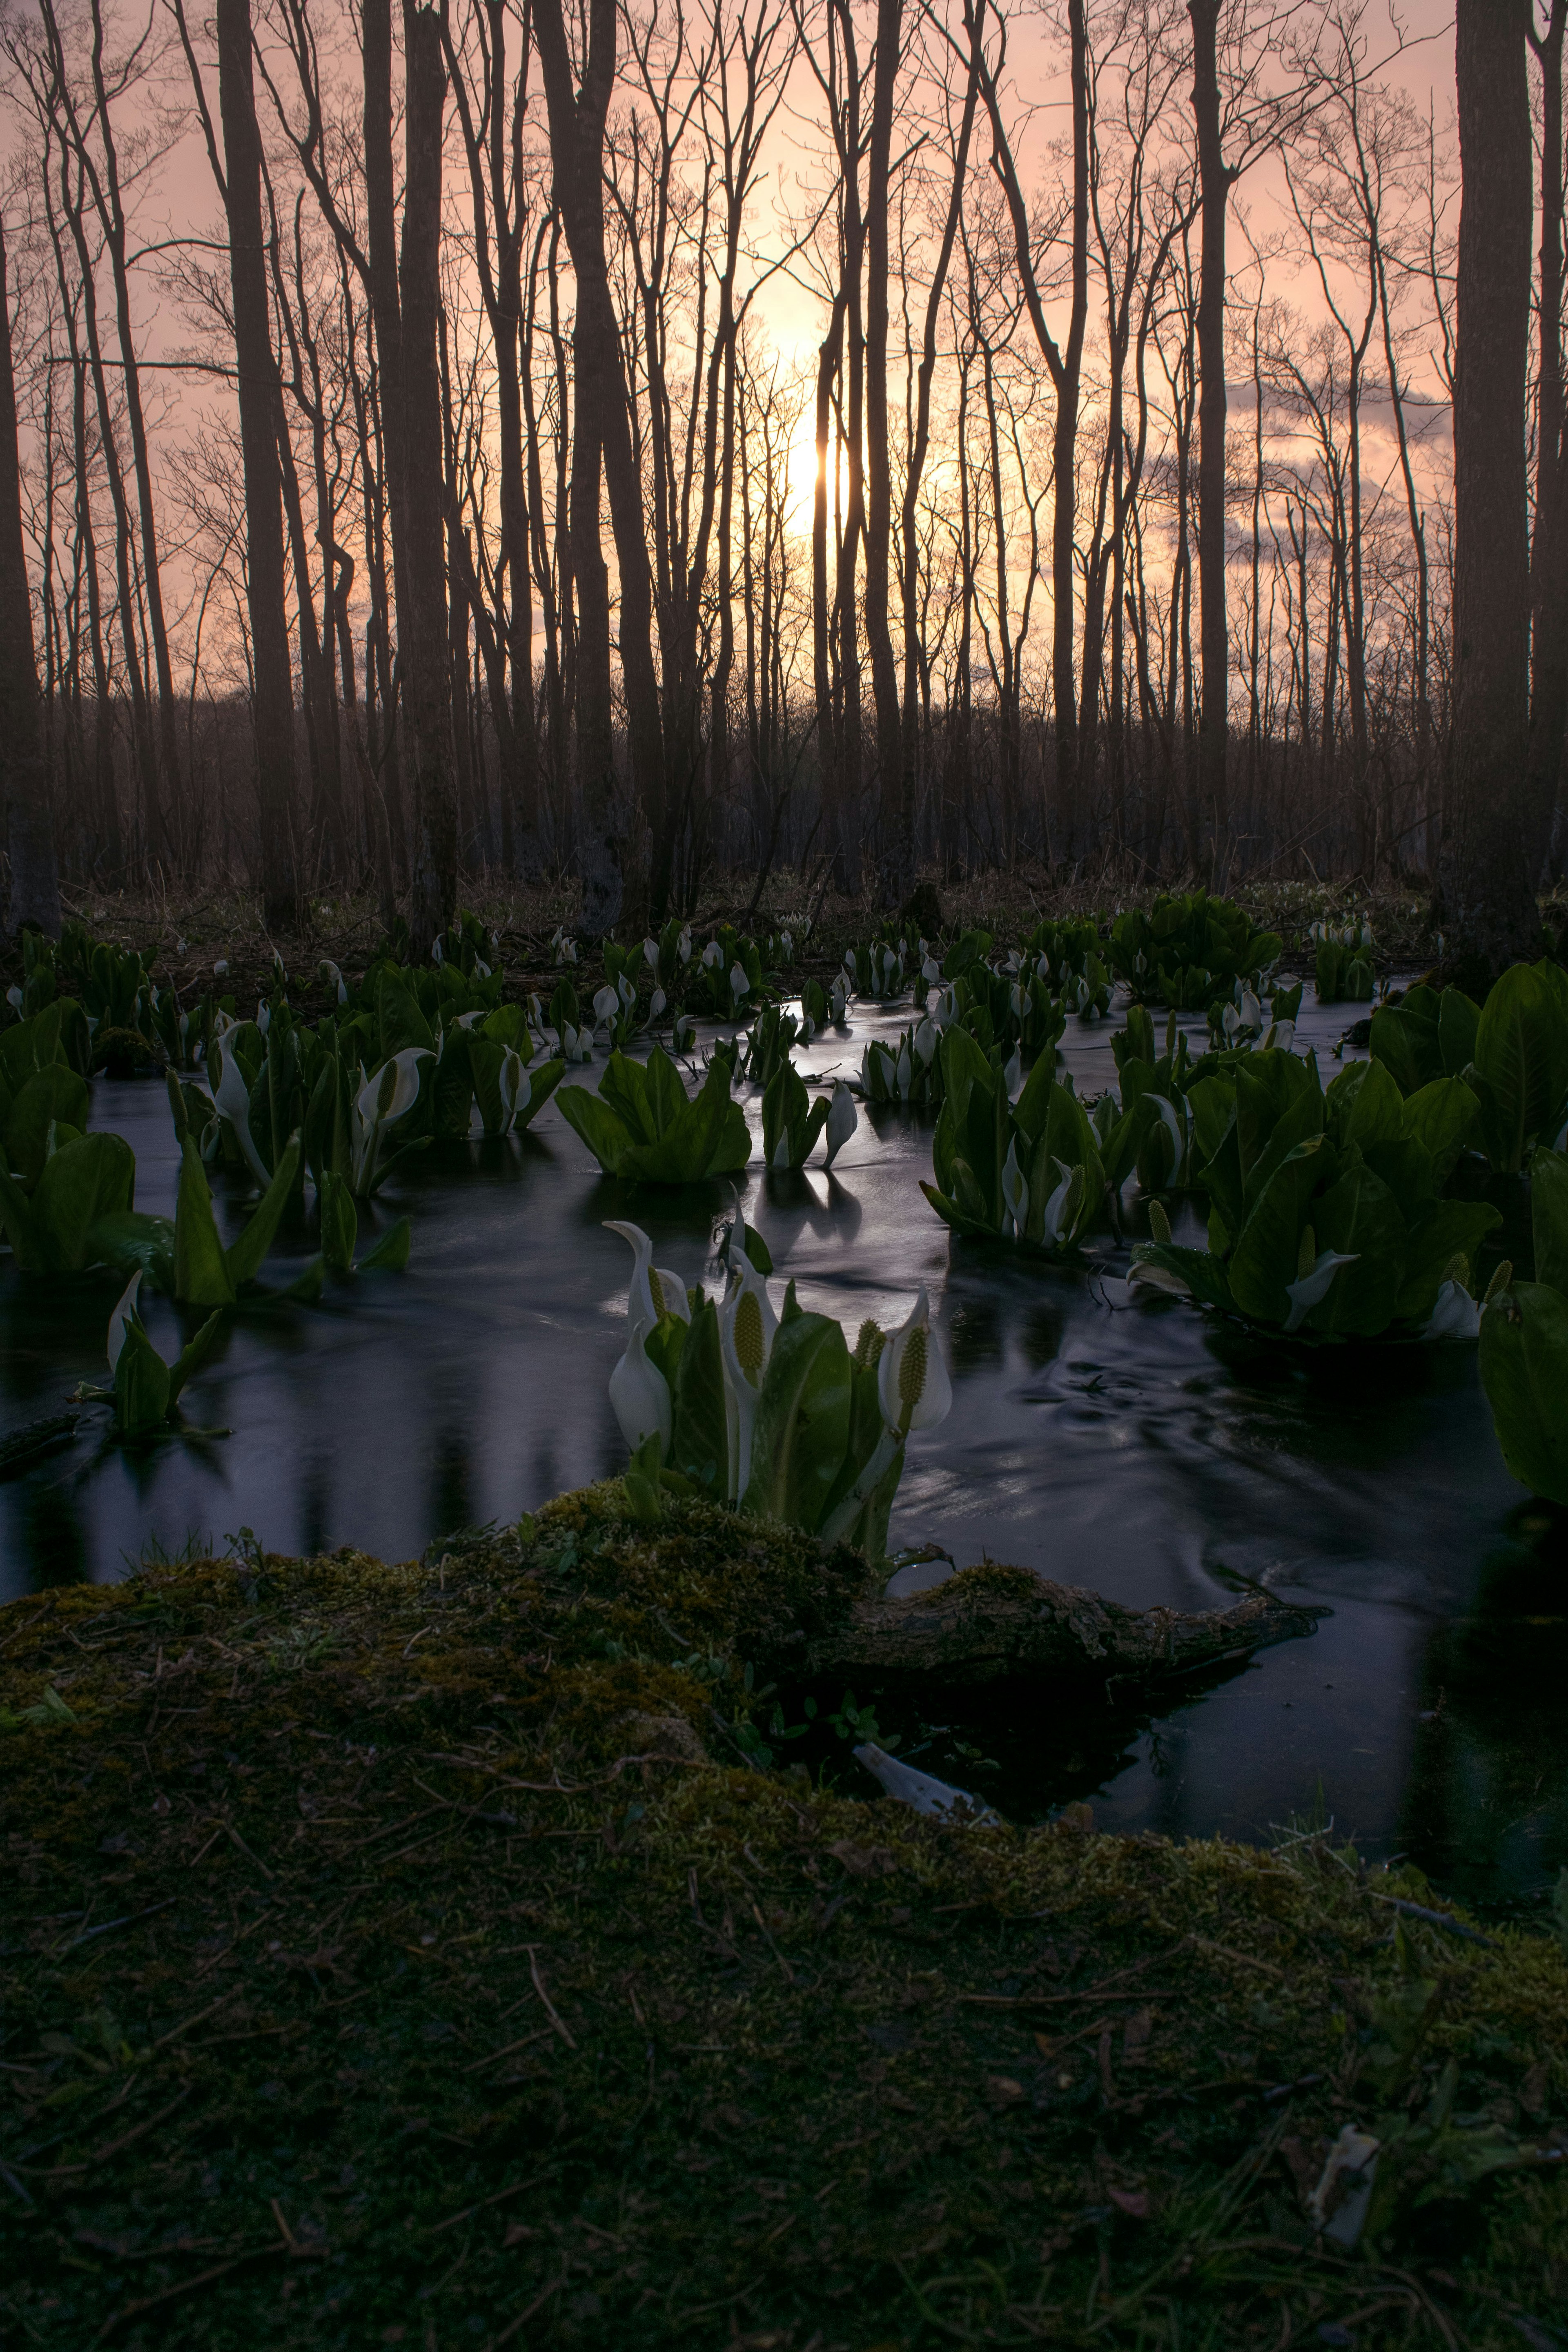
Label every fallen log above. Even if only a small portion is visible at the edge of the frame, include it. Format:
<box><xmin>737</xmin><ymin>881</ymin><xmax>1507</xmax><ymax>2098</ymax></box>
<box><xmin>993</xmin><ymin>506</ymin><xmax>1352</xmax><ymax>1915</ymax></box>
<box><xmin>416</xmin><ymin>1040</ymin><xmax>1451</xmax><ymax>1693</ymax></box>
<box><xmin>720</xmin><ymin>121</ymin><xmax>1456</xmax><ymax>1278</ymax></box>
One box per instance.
<box><xmin>800</xmin><ymin>1559</ymin><xmax>1322</xmax><ymax>1688</ymax></box>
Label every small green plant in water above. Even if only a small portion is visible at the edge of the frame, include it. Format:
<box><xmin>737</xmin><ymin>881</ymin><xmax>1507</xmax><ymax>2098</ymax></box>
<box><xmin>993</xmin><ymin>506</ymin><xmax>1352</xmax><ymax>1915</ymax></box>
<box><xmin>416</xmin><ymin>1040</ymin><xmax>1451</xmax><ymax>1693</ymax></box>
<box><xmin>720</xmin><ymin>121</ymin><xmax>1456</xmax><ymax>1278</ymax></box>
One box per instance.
<box><xmin>73</xmin><ymin>1272</ymin><xmax>226</xmax><ymax>1441</ymax></box>
<box><xmin>605</xmin><ymin>1211</ymin><xmax>951</xmax><ymax>1559</ymax></box>
<box><xmin>558</xmin><ymin>1046</ymin><xmax>750</xmax><ymax>1182</ymax></box>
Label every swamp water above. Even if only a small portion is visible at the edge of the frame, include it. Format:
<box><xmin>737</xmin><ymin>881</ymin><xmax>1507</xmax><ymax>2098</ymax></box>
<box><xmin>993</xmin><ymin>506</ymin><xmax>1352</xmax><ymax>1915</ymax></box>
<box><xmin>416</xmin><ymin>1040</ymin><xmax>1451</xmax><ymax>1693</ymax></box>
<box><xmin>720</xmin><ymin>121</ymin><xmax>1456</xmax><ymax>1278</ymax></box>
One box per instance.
<box><xmin>2</xmin><ymin>988</ymin><xmax>1564</xmax><ymax>1912</ymax></box>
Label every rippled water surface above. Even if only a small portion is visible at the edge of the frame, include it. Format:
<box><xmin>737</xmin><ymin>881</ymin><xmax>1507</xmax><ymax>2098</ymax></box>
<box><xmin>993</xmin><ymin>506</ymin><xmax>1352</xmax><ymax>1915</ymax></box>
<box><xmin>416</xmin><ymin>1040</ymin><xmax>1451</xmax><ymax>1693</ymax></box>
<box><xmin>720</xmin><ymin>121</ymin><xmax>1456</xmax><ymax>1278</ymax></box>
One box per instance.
<box><xmin>3</xmin><ymin>985</ymin><xmax>1564</xmax><ymax>1909</ymax></box>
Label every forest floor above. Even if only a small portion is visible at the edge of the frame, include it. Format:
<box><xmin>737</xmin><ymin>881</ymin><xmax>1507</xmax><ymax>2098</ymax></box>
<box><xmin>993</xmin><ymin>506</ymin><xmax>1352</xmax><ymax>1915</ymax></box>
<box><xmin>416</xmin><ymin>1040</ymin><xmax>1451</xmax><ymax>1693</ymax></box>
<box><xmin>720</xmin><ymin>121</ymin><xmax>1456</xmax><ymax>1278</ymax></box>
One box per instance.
<box><xmin>1</xmin><ymin>1488</ymin><xmax>1565</xmax><ymax>2351</ymax></box>
<box><xmin>2</xmin><ymin>866</ymin><xmax>1509</xmax><ymax>1017</ymax></box>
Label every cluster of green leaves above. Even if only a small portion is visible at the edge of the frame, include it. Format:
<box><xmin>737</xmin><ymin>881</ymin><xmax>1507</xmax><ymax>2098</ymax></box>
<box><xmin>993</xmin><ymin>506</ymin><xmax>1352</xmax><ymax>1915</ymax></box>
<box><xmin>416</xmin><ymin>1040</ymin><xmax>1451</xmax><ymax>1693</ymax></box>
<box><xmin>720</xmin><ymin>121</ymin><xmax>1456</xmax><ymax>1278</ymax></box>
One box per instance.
<box><xmin>738</xmin><ymin>1002</ymin><xmax>814</xmax><ymax>1086</ymax></box>
<box><xmin>686</xmin><ymin>926</ymin><xmax>766</xmax><ymax>1019</ymax></box>
<box><xmin>632</xmin><ymin>1279</ymin><xmax>909</xmax><ymax>1561</ymax></box>
<box><xmin>1479</xmin><ymin>1143</ymin><xmax>1568</xmax><ymax>1503</ymax></box>
<box><xmin>760</xmin><ymin>1058</ymin><xmax>832</xmax><ymax>1166</ymax></box>
<box><xmin>841</xmin><ymin>935</ymin><xmax>909</xmax><ymax>1000</ymax></box>
<box><xmin>1021</xmin><ymin>913</ymin><xmax>1105</xmax><ymax>989</ymax></box>
<box><xmin>946</xmin><ymin>961</ymin><xmax>1067</xmax><ymax>1058</ymax></box>
<box><xmin>922</xmin><ymin>1026</ymin><xmax>1103</xmax><ymax>1253</ymax></box>
<box><xmin>1109</xmin><ymin>891</ymin><xmax>1283</xmax><ymax>1011</ymax></box>
<box><xmin>1129</xmin><ymin>1048</ymin><xmax>1499</xmax><ymax>1339</ymax></box>
<box><xmin>858</xmin><ymin>1022</ymin><xmax>945</xmax><ymax>1106</ymax></box>
<box><xmin>76</xmin><ymin>1273</ymin><xmax>225</xmax><ymax>1441</ymax></box>
<box><xmin>1312</xmin><ymin>918</ymin><xmax>1376</xmax><ymax>1003</ymax></box>
<box><xmin>557</xmin><ymin>1046</ymin><xmax>749</xmax><ymax>1182</ymax></box>
<box><xmin>1372</xmin><ymin>961</ymin><xmax>1568</xmax><ymax>1175</ymax></box>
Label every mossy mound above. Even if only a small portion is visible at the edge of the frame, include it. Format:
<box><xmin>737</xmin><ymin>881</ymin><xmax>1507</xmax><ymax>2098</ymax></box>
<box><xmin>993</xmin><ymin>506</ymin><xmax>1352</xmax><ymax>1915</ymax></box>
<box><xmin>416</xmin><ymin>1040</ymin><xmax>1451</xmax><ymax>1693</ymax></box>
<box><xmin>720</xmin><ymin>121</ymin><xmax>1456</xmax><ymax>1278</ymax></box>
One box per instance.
<box><xmin>2</xmin><ymin>1488</ymin><xmax>1565</xmax><ymax>2349</ymax></box>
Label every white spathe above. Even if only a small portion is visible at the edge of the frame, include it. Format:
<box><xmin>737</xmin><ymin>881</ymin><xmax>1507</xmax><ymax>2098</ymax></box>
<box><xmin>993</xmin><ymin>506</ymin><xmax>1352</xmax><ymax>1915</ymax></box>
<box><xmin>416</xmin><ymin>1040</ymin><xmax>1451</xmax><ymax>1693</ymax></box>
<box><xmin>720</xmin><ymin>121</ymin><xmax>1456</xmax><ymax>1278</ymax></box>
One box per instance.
<box><xmin>107</xmin><ymin>1270</ymin><xmax>142</xmax><ymax>1373</ymax></box>
<box><xmin>604</xmin><ymin>1219</ymin><xmax>691</xmax><ymax>1337</ymax></box>
<box><xmin>877</xmin><ymin>1286</ymin><xmax>953</xmax><ymax>1435</ymax></box>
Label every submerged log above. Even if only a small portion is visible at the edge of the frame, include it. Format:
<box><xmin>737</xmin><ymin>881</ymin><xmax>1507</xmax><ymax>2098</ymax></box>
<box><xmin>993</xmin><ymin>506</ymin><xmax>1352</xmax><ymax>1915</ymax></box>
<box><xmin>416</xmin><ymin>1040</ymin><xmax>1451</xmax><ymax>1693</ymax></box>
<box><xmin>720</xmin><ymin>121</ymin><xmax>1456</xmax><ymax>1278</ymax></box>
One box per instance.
<box><xmin>803</xmin><ymin>1559</ymin><xmax>1321</xmax><ymax>1688</ymax></box>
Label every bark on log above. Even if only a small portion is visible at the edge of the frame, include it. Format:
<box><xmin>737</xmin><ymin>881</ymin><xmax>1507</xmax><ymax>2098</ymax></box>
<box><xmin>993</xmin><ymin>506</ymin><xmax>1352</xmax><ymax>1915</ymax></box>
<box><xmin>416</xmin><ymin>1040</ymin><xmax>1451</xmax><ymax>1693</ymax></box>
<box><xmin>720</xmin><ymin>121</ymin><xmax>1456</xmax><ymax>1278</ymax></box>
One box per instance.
<box><xmin>801</xmin><ymin>1561</ymin><xmax>1320</xmax><ymax>1688</ymax></box>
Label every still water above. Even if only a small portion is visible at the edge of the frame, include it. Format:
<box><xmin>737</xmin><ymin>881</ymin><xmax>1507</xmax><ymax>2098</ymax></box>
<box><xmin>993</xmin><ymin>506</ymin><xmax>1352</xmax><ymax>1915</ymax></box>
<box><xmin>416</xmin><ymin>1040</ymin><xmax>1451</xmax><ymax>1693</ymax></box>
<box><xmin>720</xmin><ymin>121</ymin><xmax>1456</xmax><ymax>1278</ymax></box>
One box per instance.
<box><xmin>2</xmin><ymin>989</ymin><xmax>1562</xmax><ymax>1910</ymax></box>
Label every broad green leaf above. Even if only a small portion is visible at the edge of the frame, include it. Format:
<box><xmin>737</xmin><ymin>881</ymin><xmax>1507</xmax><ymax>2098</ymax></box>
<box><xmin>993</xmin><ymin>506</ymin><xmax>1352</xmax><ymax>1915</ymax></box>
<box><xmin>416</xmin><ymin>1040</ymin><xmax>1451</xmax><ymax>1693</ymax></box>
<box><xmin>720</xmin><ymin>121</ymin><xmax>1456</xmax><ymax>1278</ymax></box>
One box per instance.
<box><xmin>1235</xmin><ymin>1051</ymin><xmax>1320</xmax><ymax>1194</ymax></box>
<box><xmin>1229</xmin><ymin>1138</ymin><xmax>1332</xmax><ymax>1324</ymax></box>
<box><xmin>318</xmin><ymin>1168</ymin><xmax>359</xmax><ymax>1273</ymax></box>
<box><xmin>643</xmin><ymin>1046</ymin><xmax>691</xmax><ymax>1138</ymax></box>
<box><xmin>225</xmin><ymin>1139</ymin><xmax>301</xmax><ymax>1287</ymax></box>
<box><xmin>1370</xmin><ymin>986</ymin><xmax>1443</xmax><ymax>1096</ymax></box>
<box><xmin>668</xmin><ymin>1294</ymin><xmax>728</xmax><ymax>1499</ymax></box>
<box><xmin>1401</xmin><ymin>1077</ymin><xmax>1481</xmax><ymax>1191</ymax></box>
<box><xmin>1325</xmin><ymin>1058</ymin><xmax>1404</xmax><ymax>1154</ymax></box>
<box><xmin>741</xmin><ymin>1310</ymin><xmax>852</xmax><ymax>1532</ymax></box>
<box><xmin>0</xmin><ymin>1161</ymin><xmax>38</xmax><ymax>1265</ymax></box>
<box><xmin>1359</xmin><ymin>1137</ymin><xmax>1437</xmax><ymax>1212</ymax></box>
<box><xmin>374</xmin><ymin>975</ymin><xmax>434</xmax><ymax>1061</ymax></box>
<box><xmin>88</xmin><ymin>1211</ymin><xmax>174</xmax><ymax>1293</ymax></box>
<box><xmin>1438</xmin><ymin>988</ymin><xmax>1480</xmax><ymax>1078</ymax></box>
<box><xmin>32</xmin><ymin>1132</ymin><xmax>135</xmax><ymax>1271</ymax></box>
<box><xmin>431</xmin><ymin>1029</ymin><xmax>476</xmax><ymax>1138</ymax></box>
<box><xmin>1307</xmin><ymin>1159</ymin><xmax>1407</xmax><ymax>1337</ymax></box>
<box><xmin>516</xmin><ymin>1059</ymin><xmax>564</xmax><ymax>1131</ymax></box>
<box><xmin>358</xmin><ymin>1214</ymin><xmax>410</xmax><ymax>1272</ymax></box>
<box><xmin>173</xmin><ymin>1137</ymin><xmax>237</xmax><ymax>1307</ymax></box>
<box><xmin>166</xmin><ymin>1310</ymin><xmax>224</xmax><ymax>1407</ymax></box>
<box><xmin>599</xmin><ymin>1051</ymin><xmax>659</xmax><ymax>1146</ymax></box>
<box><xmin>1241</xmin><ymin>1075</ymin><xmax>1327</xmax><ymax>1214</ymax></box>
<box><xmin>114</xmin><ymin>1318</ymin><xmax>170</xmax><ymax>1436</ymax></box>
<box><xmin>4</xmin><ymin>1065</ymin><xmax>89</xmax><ymax>1187</ymax></box>
<box><xmin>1187</xmin><ymin>1074</ymin><xmax>1236</xmax><ymax>1170</ymax></box>
<box><xmin>1530</xmin><ymin>1144</ymin><xmax>1568</xmax><ymax>1297</ymax></box>
<box><xmin>1128</xmin><ymin>1240</ymin><xmax>1237</xmax><ymax>1312</ymax></box>
<box><xmin>1472</xmin><ymin>962</ymin><xmax>1568</xmax><ymax>1173</ymax></box>
<box><xmin>1479</xmin><ymin>1281</ymin><xmax>1568</xmax><ymax>1504</ymax></box>
<box><xmin>556</xmin><ymin>1085</ymin><xmax>633</xmax><ymax>1174</ymax></box>
<box><xmin>1394</xmin><ymin>1199</ymin><xmax>1503</xmax><ymax>1325</ymax></box>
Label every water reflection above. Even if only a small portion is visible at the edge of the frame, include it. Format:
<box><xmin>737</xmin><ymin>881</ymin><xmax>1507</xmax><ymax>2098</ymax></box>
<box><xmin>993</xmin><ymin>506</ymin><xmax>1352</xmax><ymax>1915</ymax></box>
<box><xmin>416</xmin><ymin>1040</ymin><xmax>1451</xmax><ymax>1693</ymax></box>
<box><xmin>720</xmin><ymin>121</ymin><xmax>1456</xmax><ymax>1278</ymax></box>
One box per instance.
<box><xmin>0</xmin><ymin>994</ymin><xmax>1559</xmax><ymax>1905</ymax></box>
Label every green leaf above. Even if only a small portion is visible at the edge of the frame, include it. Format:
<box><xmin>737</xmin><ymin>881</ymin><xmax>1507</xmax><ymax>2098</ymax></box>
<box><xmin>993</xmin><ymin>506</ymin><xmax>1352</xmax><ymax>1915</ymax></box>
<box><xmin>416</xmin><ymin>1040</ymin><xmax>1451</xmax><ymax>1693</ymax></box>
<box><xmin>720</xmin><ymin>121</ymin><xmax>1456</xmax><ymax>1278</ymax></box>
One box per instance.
<box><xmin>1325</xmin><ymin>1057</ymin><xmax>1404</xmax><ymax>1154</ymax></box>
<box><xmin>318</xmin><ymin>1168</ymin><xmax>359</xmax><ymax>1273</ymax></box>
<box><xmin>741</xmin><ymin>1310</ymin><xmax>852</xmax><ymax>1532</ymax></box>
<box><xmin>166</xmin><ymin>1310</ymin><xmax>224</xmax><ymax>1407</ymax></box>
<box><xmin>1438</xmin><ymin>988</ymin><xmax>1480</xmax><ymax>1078</ymax></box>
<box><xmin>1229</xmin><ymin>1138</ymin><xmax>1332</xmax><ymax>1325</ymax></box>
<box><xmin>1480</xmin><ymin>1281</ymin><xmax>1568</xmax><ymax>1504</ymax></box>
<box><xmin>1307</xmin><ymin>1158</ymin><xmax>1407</xmax><ymax>1337</ymax></box>
<box><xmin>87</xmin><ymin>1211</ymin><xmax>174</xmax><ymax>1293</ymax></box>
<box><xmin>358</xmin><ymin>1215</ymin><xmax>411</xmax><ymax>1272</ymax></box>
<box><xmin>0</xmin><ymin>1160</ymin><xmax>39</xmax><ymax>1266</ymax></box>
<box><xmin>1401</xmin><ymin>1077</ymin><xmax>1482</xmax><ymax>1191</ymax></box>
<box><xmin>599</xmin><ymin>1051</ymin><xmax>659</xmax><ymax>1145</ymax></box>
<box><xmin>174</xmin><ymin>1137</ymin><xmax>237</xmax><ymax>1307</ymax></box>
<box><xmin>431</xmin><ymin>1028</ymin><xmax>476</xmax><ymax>1138</ymax></box>
<box><xmin>32</xmin><ymin>1133</ymin><xmax>136</xmax><ymax>1272</ymax></box>
<box><xmin>225</xmin><ymin>1138</ymin><xmax>301</xmax><ymax>1288</ymax></box>
<box><xmin>114</xmin><ymin>1318</ymin><xmax>171</xmax><ymax>1437</ymax></box>
<box><xmin>556</xmin><ymin>1085</ymin><xmax>633</xmax><ymax>1174</ymax></box>
<box><xmin>1530</xmin><ymin>1144</ymin><xmax>1568</xmax><ymax>1297</ymax></box>
<box><xmin>1129</xmin><ymin>1240</ymin><xmax>1237</xmax><ymax>1312</ymax></box>
<box><xmin>1370</xmin><ymin>987</ymin><xmax>1443</xmax><ymax>1096</ymax></box>
<box><xmin>668</xmin><ymin>1294</ymin><xmax>729</xmax><ymax>1499</ymax></box>
<box><xmin>1394</xmin><ymin>1200</ymin><xmax>1502</xmax><ymax>1325</ymax></box>
<box><xmin>1472</xmin><ymin>961</ymin><xmax>1568</xmax><ymax>1173</ymax></box>
<box><xmin>4</xmin><ymin>1065</ymin><xmax>90</xmax><ymax>1187</ymax></box>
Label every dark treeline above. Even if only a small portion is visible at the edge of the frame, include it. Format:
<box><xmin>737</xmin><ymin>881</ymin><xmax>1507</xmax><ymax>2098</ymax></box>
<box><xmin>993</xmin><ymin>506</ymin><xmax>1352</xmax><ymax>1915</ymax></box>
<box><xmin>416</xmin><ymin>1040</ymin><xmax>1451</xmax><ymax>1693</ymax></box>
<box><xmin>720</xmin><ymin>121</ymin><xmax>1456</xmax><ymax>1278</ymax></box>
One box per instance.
<box><xmin>0</xmin><ymin>0</ymin><xmax>1560</xmax><ymax>975</ymax></box>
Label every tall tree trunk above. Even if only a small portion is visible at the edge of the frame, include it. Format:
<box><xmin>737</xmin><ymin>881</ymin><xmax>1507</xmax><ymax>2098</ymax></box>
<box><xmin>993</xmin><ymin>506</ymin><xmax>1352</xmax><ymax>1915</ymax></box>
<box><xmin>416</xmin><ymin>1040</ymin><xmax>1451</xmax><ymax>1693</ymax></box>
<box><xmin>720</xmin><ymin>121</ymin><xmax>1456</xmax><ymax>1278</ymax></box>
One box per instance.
<box><xmin>1528</xmin><ymin>3</ymin><xmax>1568</xmax><ymax>880</ymax></box>
<box><xmin>400</xmin><ymin>2</ymin><xmax>457</xmax><ymax>951</ymax></box>
<box><xmin>1440</xmin><ymin>0</ymin><xmax>1543</xmax><ymax>985</ymax></box>
<box><xmin>864</xmin><ymin>0</ymin><xmax>904</xmax><ymax>906</ymax></box>
<box><xmin>217</xmin><ymin>0</ymin><xmax>298</xmax><ymax>929</ymax></box>
<box><xmin>0</xmin><ymin>214</ymin><xmax>60</xmax><ymax>938</ymax></box>
<box><xmin>1189</xmin><ymin>0</ymin><xmax>1231</xmax><ymax>877</ymax></box>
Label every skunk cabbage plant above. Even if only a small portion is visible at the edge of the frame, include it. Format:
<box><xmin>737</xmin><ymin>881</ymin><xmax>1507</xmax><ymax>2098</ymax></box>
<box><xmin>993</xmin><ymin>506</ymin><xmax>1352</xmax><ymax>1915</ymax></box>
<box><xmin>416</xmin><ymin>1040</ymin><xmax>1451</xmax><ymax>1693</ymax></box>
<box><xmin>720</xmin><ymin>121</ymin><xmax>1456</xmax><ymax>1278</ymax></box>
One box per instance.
<box><xmin>1312</xmin><ymin>919</ymin><xmax>1375</xmax><ymax>1003</ymax></box>
<box><xmin>0</xmin><ymin>1129</ymin><xmax>136</xmax><ymax>1273</ymax></box>
<box><xmin>605</xmin><ymin>1218</ymin><xmax>951</xmax><ymax>1559</ymax></box>
<box><xmin>558</xmin><ymin>1046</ymin><xmax>750</xmax><ymax>1182</ymax></box>
<box><xmin>1129</xmin><ymin>1050</ymin><xmax>1500</xmax><ymax>1339</ymax></box>
<box><xmin>1109</xmin><ymin>891</ymin><xmax>1281</xmax><ymax>1011</ymax></box>
<box><xmin>74</xmin><ymin>1272</ymin><xmax>224</xmax><ymax>1439</ymax></box>
<box><xmin>856</xmin><ymin>1020</ymin><xmax>944</xmax><ymax>1107</ymax></box>
<box><xmin>842</xmin><ymin>939</ymin><xmax>909</xmax><ymax>1002</ymax></box>
<box><xmin>1479</xmin><ymin>1145</ymin><xmax>1568</xmax><ymax>1501</ymax></box>
<box><xmin>921</xmin><ymin>1026</ymin><xmax>1102</xmax><ymax>1253</ymax></box>
<box><xmin>760</xmin><ymin>1060</ymin><xmax>838</xmax><ymax>1169</ymax></box>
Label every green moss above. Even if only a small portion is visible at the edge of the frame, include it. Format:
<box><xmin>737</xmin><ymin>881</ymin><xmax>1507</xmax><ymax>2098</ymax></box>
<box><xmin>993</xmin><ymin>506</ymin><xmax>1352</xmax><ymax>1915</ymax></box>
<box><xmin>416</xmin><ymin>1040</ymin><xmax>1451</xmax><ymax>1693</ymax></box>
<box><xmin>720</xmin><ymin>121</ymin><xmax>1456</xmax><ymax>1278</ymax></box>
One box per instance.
<box><xmin>2</xmin><ymin>1486</ymin><xmax>1565</xmax><ymax>2349</ymax></box>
